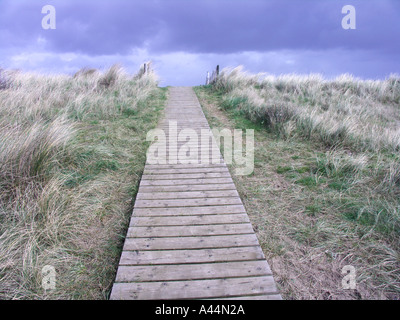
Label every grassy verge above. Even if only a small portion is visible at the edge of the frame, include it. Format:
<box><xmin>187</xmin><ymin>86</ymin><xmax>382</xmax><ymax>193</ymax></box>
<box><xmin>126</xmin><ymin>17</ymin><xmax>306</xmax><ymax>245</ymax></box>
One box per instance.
<box><xmin>0</xmin><ymin>65</ymin><xmax>167</xmax><ymax>299</ymax></box>
<box><xmin>194</xmin><ymin>75</ymin><xmax>400</xmax><ymax>299</ymax></box>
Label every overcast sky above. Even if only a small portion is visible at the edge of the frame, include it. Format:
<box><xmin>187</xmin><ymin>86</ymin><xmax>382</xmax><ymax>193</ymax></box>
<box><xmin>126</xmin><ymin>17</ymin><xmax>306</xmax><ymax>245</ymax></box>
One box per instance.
<box><xmin>1</xmin><ymin>0</ymin><xmax>399</xmax><ymax>86</ymax></box>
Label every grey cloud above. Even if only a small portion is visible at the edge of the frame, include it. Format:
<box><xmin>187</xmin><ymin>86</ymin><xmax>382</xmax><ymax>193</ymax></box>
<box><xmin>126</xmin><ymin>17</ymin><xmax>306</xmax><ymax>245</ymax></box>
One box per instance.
<box><xmin>1</xmin><ymin>0</ymin><xmax>400</xmax><ymax>56</ymax></box>
<box><xmin>1</xmin><ymin>0</ymin><xmax>399</xmax><ymax>86</ymax></box>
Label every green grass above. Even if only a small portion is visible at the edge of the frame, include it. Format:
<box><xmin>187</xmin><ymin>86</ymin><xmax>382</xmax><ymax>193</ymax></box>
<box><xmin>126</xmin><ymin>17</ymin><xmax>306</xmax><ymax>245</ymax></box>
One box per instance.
<box><xmin>277</xmin><ymin>166</ymin><xmax>291</xmax><ymax>174</ymax></box>
<box><xmin>304</xmin><ymin>204</ymin><xmax>323</xmax><ymax>217</ymax></box>
<box><xmin>295</xmin><ymin>175</ymin><xmax>319</xmax><ymax>188</ymax></box>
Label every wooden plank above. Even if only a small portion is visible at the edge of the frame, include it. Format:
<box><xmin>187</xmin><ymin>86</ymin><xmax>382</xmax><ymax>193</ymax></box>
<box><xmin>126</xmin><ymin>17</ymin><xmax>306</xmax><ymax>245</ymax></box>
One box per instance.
<box><xmin>132</xmin><ymin>204</ymin><xmax>246</xmax><ymax>216</ymax></box>
<box><xmin>143</xmin><ymin>167</ymin><xmax>228</xmax><ymax>174</ymax></box>
<box><xmin>145</xmin><ymin>162</ymin><xmax>226</xmax><ymax>167</ymax></box>
<box><xmin>145</xmin><ymin>160</ymin><xmax>225</xmax><ymax>166</ymax></box>
<box><xmin>127</xmin><ymin>223</ymin><xmax>255</xmax><ymax>238</ymax></box>
<box><xmin>140</xmin><ymin>178</ymin><xmax>233</xmax><ymax>186</ymax></box>
<box><xmin>141</xmin><ymin>172</ymin><xmax>230</xmax><ymax>180</ymax></box>
<box><xmin>119</xmin><ymin>246</ymin><xmax>265</xmax><ymax>265</ymax></box>
<box><xmin>160</xmin><ymin>145</ymin><xmax>221</xmax><ymax>149</ymax></box>
<box><xmin>110</xmin><ymin>276</ymin><xmax>278</xmax><ymax>300</ymax></box>
<box><xmin>115</xmin><ymin>260</ymin><xmax>272</xmax><ymax>282</ymax></box>
<box><xmin>157</xmin><ymin>143</ymin><xmax>219</xmax><ymax>147</ymax></box>
<box><xmin>144</xmin><ymin>163</ymin><xmax>226</xmax><ymax>169</ymax></box>
<box><xmin>207</xmin><ymin>294</ymin><xmax>282</xmax><ymax>300</ymax></box>
<box><xmin>134</xmin><ymin>197</ymin><xmax>242</xmax><ymax>208</ymax></box>
<box><xmin>161</xmin><ymin>151</ymin><xmax>222</xmax><ymax>156</ymax></box>
<box><xmin>123</xmin><ymin>234</ymin><xmax>259</xmax><ymax>250</ymax></box>
<box><xmin>130</xmin><ymin>214</ymin><xmax>249</xmax><ymax>227</ymax></box>
<box><xmin>136</xmin><ymin>190</ymin><xmax>238</xmax><ymax>200</ymax></box>
<box><xmin>161</xmin><ymin>149</ymin><xmax>221</xmax><ymax>154</ymax></box>
<box><xmin>138</xmin><ymin>183</ymin><xmax>236</xmax><ymax>193</ymax></box>
<box><xmin>160</xmin><ymin>130</ymin><xmax>216</xmax><ymax>133</ymax></box>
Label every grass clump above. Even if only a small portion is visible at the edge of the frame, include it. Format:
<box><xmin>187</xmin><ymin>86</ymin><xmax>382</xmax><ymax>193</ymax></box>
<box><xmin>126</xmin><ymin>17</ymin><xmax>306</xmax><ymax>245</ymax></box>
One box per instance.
<box><xmin>213</xmin><ymin>66</ymin><xmax>400</xmax><ymax>153</ymax></box>
<box><xmin>0</xmin><ymin>64</ymin><xmax>166</xmax><ymax>299</ymax></box>
<box><xmin>0</xmin><ymin>68</ymin><xmax>13</xmax><ymax>90</ymax></box>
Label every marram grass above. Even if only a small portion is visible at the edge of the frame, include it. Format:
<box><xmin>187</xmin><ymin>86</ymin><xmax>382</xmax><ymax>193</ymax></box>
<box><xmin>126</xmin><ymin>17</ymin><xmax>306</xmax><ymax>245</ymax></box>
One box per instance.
<box><xmin>0</xmin><ymin>65</ymin><xmax>166</xmax><ymax>299</ymax></box>
<box><xmin>198</xmin><ymin>67</ymin><xmax>400</xmax><ymax>299</ymax></box>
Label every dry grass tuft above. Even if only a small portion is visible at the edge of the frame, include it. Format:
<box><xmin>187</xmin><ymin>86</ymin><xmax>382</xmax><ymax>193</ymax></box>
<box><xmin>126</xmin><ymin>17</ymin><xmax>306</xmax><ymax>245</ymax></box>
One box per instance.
<box><xmin>0</xmin><ymin>68</ymin><xmax>12</xmax><ymax>90</ymax></box>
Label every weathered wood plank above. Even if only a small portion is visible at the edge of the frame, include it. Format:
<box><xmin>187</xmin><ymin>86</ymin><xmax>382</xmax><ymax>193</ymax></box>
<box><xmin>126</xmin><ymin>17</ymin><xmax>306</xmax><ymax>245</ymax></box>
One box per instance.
<box><xmin>130</xmin><ymin>214</ymin><xmax>250</xmax><ymax>227</ymax></box>
<box><xmin>159</xmin><ymin>145</ymin><xmax>221</xmax><ymax>149</ymax></box>
<box><xmin>207</xmin><ymin>294</ymin><xmax>283</xmax><ymax>300</ymax></box>
<box><xmin>140</xmin><ymin>178</ymin><xmax>233</xmax><ymax>186</ymax></box>
<box><xmin>119</xmin><ymin>246</ymin><xmax>265</xmax><ymax>265</ymax></box>
<box><xmin>141</xmin><ymin>172</ymin><xmax>230</xmax><ymax>180</ymax></box>
<box><xmin>143</xmin><ymin>167</ymin><xmax>228</xmax><ymax>174</ymax></box>
<box><xmin>144</xmin><ymin>163</ymin><xmax>226</xmax><ymax>169</ymax></box>
<box><xmin>115</xmin><ymin>260</ymin><xmax>272</xmax><ymax>282</ymax></box>
<box><xmin>138</xmin><ymin>183</ymin><xmax>236</xmax><ymax>193</ymax></box>
<box><xmin>136</xmin><ymin>190</ymin><xmax>239</xmax><ymax>200</ymax></box>
<box><xmin>132</xmin><ymin>204</ymin><xmax>246</xmax><ymax>216</ymax></box>
<box><xmin>123</xmin><ymin>234</ymin><xmax>259</xmax><ymax>250</ymax></box>
<box><xmin>127</xmin><ymin>223</ymin><xmax>255</xmax><ymax>238</ymax></box>
<box><xmin>110</xmin><ymin>276</ymin><xmax>278</xmax><ymax>300</ymax></box>
<box><xmin>134</xmin><ymin>197</ymin><xmax>242</xmax><ymax>208</ymax></box>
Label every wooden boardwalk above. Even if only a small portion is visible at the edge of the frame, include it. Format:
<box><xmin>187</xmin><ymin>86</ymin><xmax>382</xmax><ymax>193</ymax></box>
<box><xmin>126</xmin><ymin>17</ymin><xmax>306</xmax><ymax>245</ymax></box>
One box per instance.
<box><xmin>110</xmin><ymin>87</ymin><xmax>281</xmax><ymax>300</ymax></box>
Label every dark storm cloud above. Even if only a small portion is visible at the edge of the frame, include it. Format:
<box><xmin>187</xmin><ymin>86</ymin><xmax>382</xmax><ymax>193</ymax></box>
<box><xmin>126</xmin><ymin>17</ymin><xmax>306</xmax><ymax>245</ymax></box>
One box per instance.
<box><xmin>0</xmin><ymin>0</ymin><xmax>162</xmax><ymax>55</ymax></box>
<box><xmin>156</xmin><ymin>0</ymin><xmax>400</xmax><ymax>54</ymax></box>
<box><xmin>1</xmin><ymin>0</ymin><xmax>399</xmax><ymax>56</ymax></box>
<box><xmin>1</xmin><ymin>0</ymin><xmax>399</xmax><ymax>85</ymax></box>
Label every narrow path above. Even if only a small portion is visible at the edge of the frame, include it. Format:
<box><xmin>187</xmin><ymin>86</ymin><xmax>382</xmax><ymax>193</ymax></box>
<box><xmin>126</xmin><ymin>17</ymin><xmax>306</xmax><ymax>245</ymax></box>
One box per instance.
<box><xmin>110</xmin><ymin>87</ymin><xmax>281</xmax><ymax>300</ymax></box>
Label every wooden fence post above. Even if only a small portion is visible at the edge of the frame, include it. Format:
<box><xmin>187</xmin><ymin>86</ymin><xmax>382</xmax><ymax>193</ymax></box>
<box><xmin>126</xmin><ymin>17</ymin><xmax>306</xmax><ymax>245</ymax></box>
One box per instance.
<box><xmin>205</xmin><ymin>65</ymin><xmax>220</xmax><ymax>85</ymax></box>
